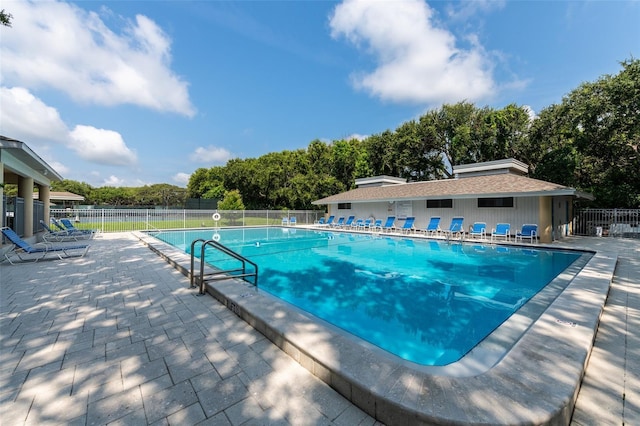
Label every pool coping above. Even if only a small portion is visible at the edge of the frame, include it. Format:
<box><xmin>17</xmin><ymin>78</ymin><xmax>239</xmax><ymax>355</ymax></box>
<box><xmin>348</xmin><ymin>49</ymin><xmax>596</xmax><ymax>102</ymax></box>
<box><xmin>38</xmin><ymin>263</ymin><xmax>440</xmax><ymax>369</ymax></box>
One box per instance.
<box><xmin>134</xmin><ymin>229</ymin><xmax>617</xmax><ymax>425</ymax></box>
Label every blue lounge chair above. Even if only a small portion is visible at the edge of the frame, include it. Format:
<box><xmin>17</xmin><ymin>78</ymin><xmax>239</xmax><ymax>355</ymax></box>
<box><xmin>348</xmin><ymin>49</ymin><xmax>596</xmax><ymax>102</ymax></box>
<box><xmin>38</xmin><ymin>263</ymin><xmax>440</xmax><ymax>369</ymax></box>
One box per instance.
<box><xmin>39</xmin><ymin>220</ymin><xmax>90</xmax><ymax>242</ymax></box>
<box><xmin>400</xmin><ymin>217</ymin><xmax>416</xmax><ymax>234</ymax></box>
<box><xmin>491</xmin><ymin>223</ymin><xmax>511</xmax><ymax>242</ymax></box>
<box><xmin>443</xmin><ymin>217</ymin><xmax>464</xmax><ymax>239</ymax></box>
<box><xmin>323</xmin><ymin>216</ymin><xmax>335</xmax><ymax>227</ymax></box>
<box><xmin>423</xmin><ymin>217</ymin><xmax>441</xmax><ymax>236</ymax></box>
<box><xmin>58</xmin><ymin>218</ymin><xmax>97</xmax><ymax>238</ymax></box>
<box><xmin>516</xmin><ymin>224</ymin><xmax>538</xmax><ymax>243</ymax></box>
<box><xmin>352</xmin><ymin>218</ymin><xmax>364</xmax><ymax>229</ymax></box>
<box><xmin>381</xmin><ymin>216</ymin><xmax>396</xmax><ymax>232</ymax></box>
<box><xmin>331</xmin><ymin>217</ymin><xmax>345</xmax><ymax>228</ymax></box>
<box><xmin>469</xmin><ymin>222</ymin><xmax>486</xmax><ymax>239</ymax></box>
<box><xmin>1</xmin><ymin>227</ymin><xmax>90</xmax><ymax>264</ymax></box>
<box><xmin>289</xmin><ymin>217</ymin><xmax>297</xmax><ymax>226</ymax></box>
<box><xmin>341</xmin><ymin>216</ymin><xmax>355</xmax><ymax>228</ymax></box>
<box><xmin>50</xmin><ymin>217</ymin><xmax>67</xmax><ymax>231</ymax></box>
<box><xmin>370</xmin><ymin>219</ymin><xmax>383</xmax><ymax>232</ymax></box>
<box><xmin>315</xmin><ymin>217</ymin><xmax>325</xmax><ymax>225</ymax></box>
<box><xmin>360</xmin><ymin>218</ymin><xmax>373</xmax><ymax>230</ymax></box>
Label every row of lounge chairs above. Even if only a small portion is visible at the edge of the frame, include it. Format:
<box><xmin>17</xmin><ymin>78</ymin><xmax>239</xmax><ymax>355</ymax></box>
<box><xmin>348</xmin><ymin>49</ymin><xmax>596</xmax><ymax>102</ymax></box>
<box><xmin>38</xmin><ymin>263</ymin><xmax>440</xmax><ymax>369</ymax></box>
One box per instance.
<box><xmin>315</xmin><ymin>215</ymin><xmax>539</xmax><ymax>242</ymax></box>
<box><xmin>1</xmin><ymin>218</ymin><xmax>99</xmax><ymax>264</ymax></box>
<box><xmin>1</xmin><ymin>227</ymin><xmax>91</xmax><ymax>264</ymax></box>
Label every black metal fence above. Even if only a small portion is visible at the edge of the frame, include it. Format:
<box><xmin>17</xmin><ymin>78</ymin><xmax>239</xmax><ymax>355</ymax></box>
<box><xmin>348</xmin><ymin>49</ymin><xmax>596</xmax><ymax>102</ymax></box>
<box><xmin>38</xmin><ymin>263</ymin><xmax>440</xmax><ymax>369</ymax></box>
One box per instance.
<box><xmin>573</xmin><ymin>208</ymin><xmax>640</xmax><ymax>238</ymax></box>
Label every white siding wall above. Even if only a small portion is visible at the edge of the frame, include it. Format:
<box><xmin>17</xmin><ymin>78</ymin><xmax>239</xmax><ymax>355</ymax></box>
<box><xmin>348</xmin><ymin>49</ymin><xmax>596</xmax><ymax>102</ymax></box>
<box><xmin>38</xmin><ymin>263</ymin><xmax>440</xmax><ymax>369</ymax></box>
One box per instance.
<box><xmin>330</xmin><ymin>197</ymin><xmax>544</xmax><ymax>236</ymax></box>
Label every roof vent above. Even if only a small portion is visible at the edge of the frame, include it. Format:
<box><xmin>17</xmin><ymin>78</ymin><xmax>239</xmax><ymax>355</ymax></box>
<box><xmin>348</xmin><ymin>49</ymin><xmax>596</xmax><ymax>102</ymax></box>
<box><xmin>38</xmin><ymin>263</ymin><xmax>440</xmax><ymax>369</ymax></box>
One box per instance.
<box><xmin>453</xmin><ymin>158</ymin><xmax>528</xmax><ymax>178</ymax></box>
<box><xmin>355</xmin><ymin>175</ymin><xmax>407</xmax><ymax>188</ymax></box>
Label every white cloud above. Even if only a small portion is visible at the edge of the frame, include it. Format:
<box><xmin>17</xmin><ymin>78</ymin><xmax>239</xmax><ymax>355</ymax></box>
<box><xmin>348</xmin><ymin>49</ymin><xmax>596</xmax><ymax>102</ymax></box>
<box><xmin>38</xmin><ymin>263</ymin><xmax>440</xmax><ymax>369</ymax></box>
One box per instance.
<box><xmin>190</xmin><ymin>146</ymin><xmax>232</xmax><ymax>164</ymax></box>
<box><xmin>173</xmin><ymin>172</ymin><xmax>191</xmax><ymax>186</ymax></box>
<box><xmin>329</xmin><ymin>0</ymin><xmax>496</xmax><ymax>105</ymax></box>
<box><xmin>1</xmin><ymin>86</ymin><xmax>141</xmax><ymax>180</ymax></box>
<box><xmin>69</xmin><ymin>125</ymin><xmax>137</xmax><ymax>166</ymax></box>
<box><xmin>1</xmin><ymin>0</ymin><xmax>195</xmax><ymax>116</ymax></box>
<box><xmin>103</xmin><ymin>175</ymin><xmax>125</xmax><ymax>187</ymax></box>
<box><xmin>346</xmin><ymin>133</ymin><xmax>368</xmax><ymax>141</ymax></box>
<box><xmin>0</xmin><ymin>87</ymin><xmax>69</xmax><ymax>143</ymax></box>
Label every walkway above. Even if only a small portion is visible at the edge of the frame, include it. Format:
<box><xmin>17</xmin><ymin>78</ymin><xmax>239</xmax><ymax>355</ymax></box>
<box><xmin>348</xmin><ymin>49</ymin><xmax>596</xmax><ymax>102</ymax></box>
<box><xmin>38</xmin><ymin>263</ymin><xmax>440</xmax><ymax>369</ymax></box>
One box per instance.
<box><xmin>0</xmin><ymin>233</ymin><xmax>637</xmax><ymax>425</ymax></box>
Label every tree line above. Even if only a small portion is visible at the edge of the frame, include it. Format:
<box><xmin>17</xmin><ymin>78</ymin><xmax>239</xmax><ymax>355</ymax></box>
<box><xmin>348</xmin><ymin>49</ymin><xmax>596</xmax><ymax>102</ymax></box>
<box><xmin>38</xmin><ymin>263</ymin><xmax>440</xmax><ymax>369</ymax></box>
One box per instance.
<box><xmin>22</xmin><ymin>58</ymin><xmax>639</xmax><ymax>210</ymax></box>
<box><xmin>189</xmin><ymin>59</ymin><xmax>639</xmax><ymax>209</ymax></box>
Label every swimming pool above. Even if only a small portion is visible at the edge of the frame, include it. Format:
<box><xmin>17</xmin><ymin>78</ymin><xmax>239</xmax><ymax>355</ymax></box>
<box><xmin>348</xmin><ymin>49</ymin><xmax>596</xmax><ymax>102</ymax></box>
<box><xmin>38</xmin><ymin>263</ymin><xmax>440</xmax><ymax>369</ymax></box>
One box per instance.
<box><xmin>154</xmin><ymin>227</ymin><xmax>584</xmax><ymax>366</ymax></box>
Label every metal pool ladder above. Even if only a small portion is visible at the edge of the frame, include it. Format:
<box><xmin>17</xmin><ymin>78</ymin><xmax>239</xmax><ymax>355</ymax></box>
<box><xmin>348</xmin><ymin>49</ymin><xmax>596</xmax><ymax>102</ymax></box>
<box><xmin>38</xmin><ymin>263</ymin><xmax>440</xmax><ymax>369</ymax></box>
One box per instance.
<box><xmin>190</xmin><ymin>238</ymin><xmax>258</xmax><ymax>295</ymax></box>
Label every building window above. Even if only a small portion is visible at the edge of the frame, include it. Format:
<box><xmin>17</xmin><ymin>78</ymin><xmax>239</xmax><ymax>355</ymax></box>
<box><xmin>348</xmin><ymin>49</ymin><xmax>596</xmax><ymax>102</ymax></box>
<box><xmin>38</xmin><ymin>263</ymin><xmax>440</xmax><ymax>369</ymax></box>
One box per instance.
<box><xmin>338</xmin><ymin>203</ymin><xmax>352</xmax><ymax>209</ymax></box>
<box><xmin>427</xmin><ymin>199</ymin><xmax>453</xmax><ymax>208</ymax></box>
<box><xmin>478</xmin><ymin>197</ymin><xmax>514</xmax><ymax>208</ymax></box>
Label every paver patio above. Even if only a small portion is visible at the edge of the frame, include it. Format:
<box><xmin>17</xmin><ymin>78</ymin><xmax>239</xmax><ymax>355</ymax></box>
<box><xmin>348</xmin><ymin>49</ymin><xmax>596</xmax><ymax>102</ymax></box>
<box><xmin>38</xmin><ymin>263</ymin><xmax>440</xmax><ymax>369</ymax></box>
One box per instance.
<box><xmin>1</xmin><ymin>232</ymin><xmax>638</xmax><ymax>425</ymax></box>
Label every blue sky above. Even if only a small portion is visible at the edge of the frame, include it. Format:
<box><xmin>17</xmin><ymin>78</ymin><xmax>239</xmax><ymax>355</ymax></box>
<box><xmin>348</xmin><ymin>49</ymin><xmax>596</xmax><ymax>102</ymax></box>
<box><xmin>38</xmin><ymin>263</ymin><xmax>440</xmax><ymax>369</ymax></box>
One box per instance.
<box><xmin>1</xmin><ymin>0</ymin><xmax>638</xmax><ymax>188</ymax></box>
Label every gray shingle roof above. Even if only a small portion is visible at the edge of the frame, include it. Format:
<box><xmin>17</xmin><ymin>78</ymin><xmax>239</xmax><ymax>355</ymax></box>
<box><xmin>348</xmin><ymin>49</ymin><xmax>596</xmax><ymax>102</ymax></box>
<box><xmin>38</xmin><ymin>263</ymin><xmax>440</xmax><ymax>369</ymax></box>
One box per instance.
<box><xmin>313</xmin><ymin>174</ymin><xmax>583</xmax><ymax>204</ymax></box>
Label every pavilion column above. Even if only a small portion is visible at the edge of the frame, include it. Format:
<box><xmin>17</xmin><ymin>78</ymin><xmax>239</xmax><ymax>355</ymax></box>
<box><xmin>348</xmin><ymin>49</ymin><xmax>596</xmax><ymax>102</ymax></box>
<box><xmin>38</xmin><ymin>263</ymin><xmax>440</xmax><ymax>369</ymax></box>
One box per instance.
<box><xmin>538</xmin><ymin>196</ymin><xmax>552</xmax><ymax>243</ymax></box>
<box><xmin>18</xmin><ymin>176</ymin><xmax>34</xmax><ymax>237</ymax></box>
<box><xmin>39</xmin><ymin>184</ymin><xmax>51</xmax><ymax>227</ymax></box>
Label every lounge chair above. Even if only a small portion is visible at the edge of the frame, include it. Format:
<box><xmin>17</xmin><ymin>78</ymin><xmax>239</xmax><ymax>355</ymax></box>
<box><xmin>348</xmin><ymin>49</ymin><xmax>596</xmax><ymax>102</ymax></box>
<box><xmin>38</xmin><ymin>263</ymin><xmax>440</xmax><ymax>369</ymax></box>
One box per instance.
<box><xmin>491</xmin><ymin>223</ymin><xmax>511</xmax><ymax>242</ymax></box>
<box><xmin>50</xmin><ymin>217</ymin><xmax>67</xmax><ymax>231</ymax></box>
<box><xmin>39</xmin><ymin>220</ymin><xmax>90</xmax><ymax>242</ymax></box>
<box><xmin>380</xmin><ymin>216</ymin><xmax>396</xmax><ymax>232</ymax></box>
<box><xmin>330</xmin><ymin>217</ymin><xmax>345</xmax><ymax>228</ymax></box>
<box><xmin>58</xmin><ymin>218</ymin><xmax>97</xmax><ymax>238</ymax></box>
<box><xmin>400</xmin><ymin>217</ymin><xmax>416</xmax><ymax>234</ymax></box>
<box><xmin>289</xmin><ymin>217</ymin><xmax>297</xmax><ymax>226</ymax></box>
<box><xmin>323</xmin><ymin>216</ymin><xmax>335</xmax><ymax>227</ymax></box>
<box><xmin>469</xmin><ymin>222</ymin><xmax>486</xmax><ymax>239</ymax></box>
<box><xmin>1</xmin><ymin>227</ymin><xmax>90</xmax><ymax>264</ymax></box>
<box><xmin>360</xmin><ymin>218</ymin><xmax>373</xmax><ymax>230</ymax></box>
<box><xmin>516</xmin><ymin>224</ymin><xmax>538</xmax><ymax>243</ymax></box>
<box><xmin>352</xmin><ymin>218</ymin><xmax>364</xmax><ymax>229</ymax></box>
<box><xmin>370</xmin><ymin>219</ymin><xmax>382</xmax><ymax>232</ymax></box>
<box><xmin>341</xmin><ymin>216</ymin><xmax>355</xmax><ymax>228</ymax></box>
<box><xmin>423</xmin><ymin>217</ymin><xmax>441</xmax><ymax>236</ymax></box>
<box><xmin>315</xmin><ymin>217</ymin><xmax>325</xmax><ymax>225</ymax></box>
<box><xmin>443</xmin><ymin>217</ymin><xmax>464</xmax><ymax>239</ymax></box>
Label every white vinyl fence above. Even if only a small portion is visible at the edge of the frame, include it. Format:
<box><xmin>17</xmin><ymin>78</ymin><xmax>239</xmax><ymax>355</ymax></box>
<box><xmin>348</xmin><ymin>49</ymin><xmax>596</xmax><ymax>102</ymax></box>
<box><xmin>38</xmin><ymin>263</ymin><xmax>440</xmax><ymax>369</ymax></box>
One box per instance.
<box><xmin>48</xmin><ymin>209</ymin><xmax>324</xmax><ymax>233</ymax></box>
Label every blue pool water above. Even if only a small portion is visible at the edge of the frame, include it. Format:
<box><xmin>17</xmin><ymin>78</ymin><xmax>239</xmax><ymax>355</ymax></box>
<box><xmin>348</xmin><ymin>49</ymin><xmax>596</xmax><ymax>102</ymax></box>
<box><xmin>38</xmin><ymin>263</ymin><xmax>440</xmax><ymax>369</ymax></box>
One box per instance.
<box><xmin>155</xmin><ymin>227</ymin><xmax>583</xmax><ymax>366</ymax></box>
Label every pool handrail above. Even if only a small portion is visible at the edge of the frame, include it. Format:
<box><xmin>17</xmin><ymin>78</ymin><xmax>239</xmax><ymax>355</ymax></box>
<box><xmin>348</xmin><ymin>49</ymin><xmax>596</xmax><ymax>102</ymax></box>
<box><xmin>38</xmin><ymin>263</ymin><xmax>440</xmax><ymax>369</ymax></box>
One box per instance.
<box><xmin>190</xmin><ymin>238</ymin><xmax>258</xmax><ymax>294</ymax></box>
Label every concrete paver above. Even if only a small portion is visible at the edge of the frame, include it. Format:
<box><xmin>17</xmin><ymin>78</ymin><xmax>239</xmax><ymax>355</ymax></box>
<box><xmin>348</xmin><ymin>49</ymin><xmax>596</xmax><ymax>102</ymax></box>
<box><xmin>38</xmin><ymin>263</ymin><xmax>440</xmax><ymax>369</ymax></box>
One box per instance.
<box><xmin>0</xmin><ymin>232</ymin><xmax>637</xmax><ymax>425</ymax></box>
<box><xmin>1</xmin><ymin>233</ymin><xmax>377</xmax><ymax>425</ymax></box>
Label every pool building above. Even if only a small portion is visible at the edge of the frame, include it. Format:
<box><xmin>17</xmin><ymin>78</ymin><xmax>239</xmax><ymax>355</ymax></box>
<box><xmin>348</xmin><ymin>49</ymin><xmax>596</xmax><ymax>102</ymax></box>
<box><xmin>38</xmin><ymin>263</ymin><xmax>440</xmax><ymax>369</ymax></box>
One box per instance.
<box><xmin>313</xmin><ymin>158</ymin><xmax>593</xmax><ymax>243</ymax></box>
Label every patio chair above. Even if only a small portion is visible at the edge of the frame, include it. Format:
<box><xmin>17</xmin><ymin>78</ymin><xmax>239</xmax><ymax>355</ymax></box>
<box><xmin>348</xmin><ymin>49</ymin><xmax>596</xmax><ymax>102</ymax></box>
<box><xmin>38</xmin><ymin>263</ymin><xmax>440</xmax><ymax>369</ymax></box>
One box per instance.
<box><xmin>341</xmin><ymin>216</ymin><xmax>355</xmax><ymax>228</ymax></box>
<box><xmin>381</xmin><ymin>216</ymin><xmax>396</xmax><ymax>232</ymax></box>
<box><xmin>469</xmin><ymin>222</ymin><xmax>487</xmax><ymax>240</ymax></box>
<box><xmin>352</xmin><ymin>218</ymin><xmax>364</xmax><ymax>229</ymax></box>
<box><xmin>281</xmin><ymin>217</ymin><xmax>289</xmax><ymax>226</ymax></box>
<box><xmin>443</xmin><ymin>217</ymin><xmax>464</xmax><ymax>239</ymax></box>
<box><xmin>370</xmin><ymin>219</ymin><xmax>383</xmax><ymax>232</ymax></box>
<box><xmin>423</xmin><ymin>217</ymin><xmax>441</xmax><ymax>236</ymax></box>
<box><xmin>315</xmin><ymin>217</ymin><xmax>325</xmax><ymax>225</ymax></box>
<box><xmin>360</xmin><ymin>218</ymin><xmax>373</xmax><ymax>230</ymax></box>
<box><xmin>491</xmin><ymin>223</ymin><xmax>511</xmax><ymax>242</ymax></box>
<box><xmin>516</xmin><ymin>224</ymin><xmax>538</xmax><ymax>243</ymax></box>
<box><xmin>322</xmin><ymin>215</ymin><xmax>335</xmax><ymax>227</ymax></box>
<box><xmin>39</xmin><ymin>220</ymin><xmax>90</xmax><ymax>242</ymax></box>
<box><xmin>330</xmin><ymin>217</ymin><xmax>345</xmax><ymax>228</ymax></box>
<box><xmin>400</xmin><ymin>217</ymin><xmax>416</xmax><ymax>234</ymax></box>
<box><xmin>56</xmin><ymin>218</ymin><xmax>97</xmax><ymax>238</ymax></box>
<box><xmin>289</xmin><ymin>217</ymin><xmax>297</xmax><ymax>226</ymax></box>
<box><xmin>1</xmin><ymin>227</ymin><xmax>90</xmax><ymax>265</ymax></box>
